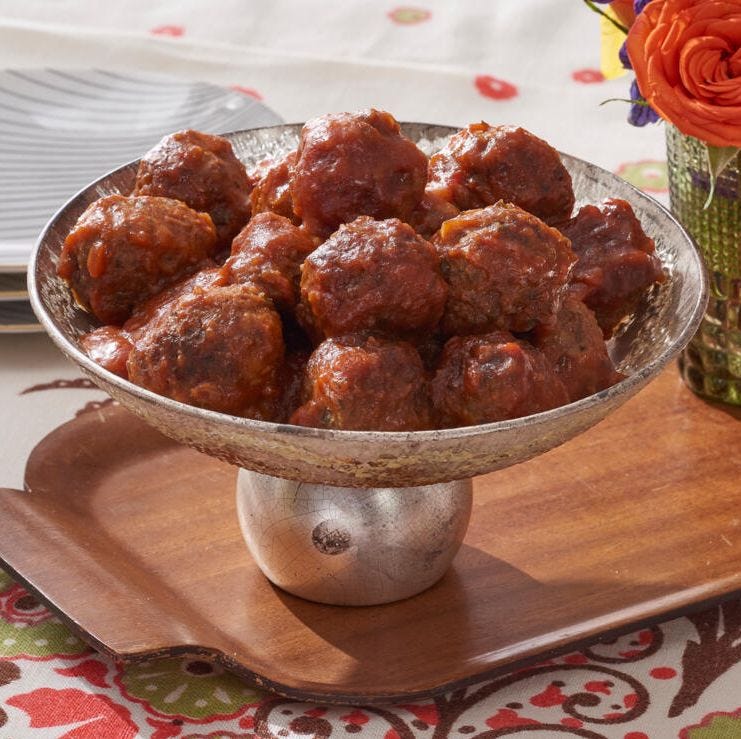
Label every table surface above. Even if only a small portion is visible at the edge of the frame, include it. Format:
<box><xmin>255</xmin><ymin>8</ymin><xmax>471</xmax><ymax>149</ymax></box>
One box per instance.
<box><xmin>1</xmin><ymin>2</ymin><xmax>739</xmax><ymax>737</ymax></box>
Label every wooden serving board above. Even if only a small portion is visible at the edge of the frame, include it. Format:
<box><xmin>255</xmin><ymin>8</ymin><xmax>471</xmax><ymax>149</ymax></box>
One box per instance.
<box><xmin>0</xmin><ymin>366</ymin><xmax>740</xmax><ymax>705</ymax></box>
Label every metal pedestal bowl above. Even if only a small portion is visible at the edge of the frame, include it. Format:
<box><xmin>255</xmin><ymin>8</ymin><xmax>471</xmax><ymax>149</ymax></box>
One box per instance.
<box><xmin>29</xmin><ymin>124</ymin><xmax>708</xmax><ymax>606</ymax></box>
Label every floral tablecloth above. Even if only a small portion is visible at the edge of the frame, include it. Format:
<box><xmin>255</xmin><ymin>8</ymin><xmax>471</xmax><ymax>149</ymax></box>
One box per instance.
<box><xmin>1</xmin><ymin>1</ymin><xmax>740</xmax><ymax>737</ymax></box>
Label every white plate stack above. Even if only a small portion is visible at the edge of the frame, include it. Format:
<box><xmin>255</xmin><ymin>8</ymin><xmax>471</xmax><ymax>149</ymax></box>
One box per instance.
<box><xmin>0</xmin><ymin>68</ymin><xmax>281</xmax><ymax>332</ymax></box>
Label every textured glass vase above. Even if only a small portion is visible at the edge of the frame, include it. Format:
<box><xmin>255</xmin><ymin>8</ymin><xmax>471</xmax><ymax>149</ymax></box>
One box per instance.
<box><xmin>666</xmin><ymin>125</ymin><xmax>741</xmax><ymax>405</ymax></box>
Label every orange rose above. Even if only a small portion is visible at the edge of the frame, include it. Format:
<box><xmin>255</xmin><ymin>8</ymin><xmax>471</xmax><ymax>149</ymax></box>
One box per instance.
<box><xmin>627</xmin><ymin>0</ymin><xmax>741</xmax><ymax>147</ymax></box>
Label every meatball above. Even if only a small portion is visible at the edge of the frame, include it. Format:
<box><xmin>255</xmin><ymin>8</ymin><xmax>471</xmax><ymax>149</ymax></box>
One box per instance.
<box><xmin>299</xmin><ymin>216</ymin><xmax>447</xmax><ymax>339</ymax></box>
<box><xmin>249</xmin><ymin>150</ymin><xmax>299</xmax><ymax>224</ymax></box>
<box><xmin>290</xmin><ymin>335</ymin><xmax>433</xmax><ymax>431</ymax></box>
<box><xmin>430</xmin><ymin>332</ymin><xmax>569</xmax><ymax>427</ymax></box>
<box><xmin>58</xmin><ymin>194</ymin><xmax>216</xmax><ymax>325</ymax></box>
<box><xmin>127</xmin><ymin>283</ymin><xmax>284</xmax><ymax>418</ymax></box>
<box><xmin>221</xmin><ymin>212</ymin><xmax>316</xmax><ymax>313</ymax></box>
<box><xmin>133</xmin><ymin>129</ymin><xmax>253</xmax><ymax>250</ymax></box>
<box><xmin>531</xmin><ymin>297</ymin><xmax>623</xmax><ymax>402</ymax></box>
<box><xmin>80</xmin><ymin>326</ymin><xmax>133</xmax><ymax>379</ymax></box>
<box><xmin>560</xmin><ymin>198</ymin><xmax>666</xmax><ymax>337</ymax></box>
<box><xmin>407</xmin><ymin>192</ymin><xmax>460</xmax><ymax>239</ymax></box>
<box><xmin>123</xmin><ymin>266</ymin><xmax>224</xmax><ymax>336</ymax></box>
<box><xmin>79</xmin><ymin>267</ymin><xmax>224</xmax><ymax>379</ymax></box>
<box><xmin>291</xmin><ymin>109</ymin><xmax>428</xmax><ymax>238</ymax></box>
<box><xmin>427</xmin><ymin>123</ymin><xmax>575</xmax><ymax>224</ymax></box>
<box><xmin>433</xmin><ymin>203</ymin><xmax>575</xmax><ymax>336</ymax></box>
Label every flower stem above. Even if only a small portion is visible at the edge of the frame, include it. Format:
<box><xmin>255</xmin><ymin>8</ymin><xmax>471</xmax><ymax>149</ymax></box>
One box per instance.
<box><xmin>599</xmin><ymin>97</ymin><xmax>651</xmax><ymax>107</ymax></box>
<box><xmin>582</xmin><ymin>0</ymin><xmax>629</xmax><ymax>34</ymax></box>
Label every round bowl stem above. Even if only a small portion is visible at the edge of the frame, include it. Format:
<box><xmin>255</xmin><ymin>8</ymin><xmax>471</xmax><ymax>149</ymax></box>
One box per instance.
<box><xmin>236</xmin><ymin>471</ymin><xmax>473</xmax><ymax>606</ymax></box>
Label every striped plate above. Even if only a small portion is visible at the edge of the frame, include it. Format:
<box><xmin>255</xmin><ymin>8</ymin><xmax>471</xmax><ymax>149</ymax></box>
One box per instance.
<box><xmin>0</xmin><ymin>68</ymin><xmax>282</xmax><ymax>271</ymax></box>
<box><xmin>0</xmin><ymin>272</ymin><xmax>27</xmax><ymax>301</ymax></box>
<box><xmin>0</xmin><ymin>300</ymin><xmax>44</xmax><ymax>333</ymax></box>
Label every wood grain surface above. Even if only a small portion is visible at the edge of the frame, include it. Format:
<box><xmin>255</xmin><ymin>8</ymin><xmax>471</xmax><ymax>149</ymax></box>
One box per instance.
<box><xmin>0</xmin><ymin>366</ymin><xmax>739</xmax><ymax>704</ymax></box>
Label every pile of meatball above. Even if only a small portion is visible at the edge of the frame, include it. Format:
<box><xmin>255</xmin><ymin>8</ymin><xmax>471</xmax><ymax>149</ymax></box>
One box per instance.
<box><xmin>58</xmin><ymin>109</ymin><xmax>666</xmax><ymax>431</ymax></box>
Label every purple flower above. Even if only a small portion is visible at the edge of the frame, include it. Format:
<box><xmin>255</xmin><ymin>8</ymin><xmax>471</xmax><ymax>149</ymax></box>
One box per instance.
<box><xmin>619</xmin><ymin>40</ymin><xmax>631</xmax><ymax>69</ymax></box>
<box><xmin>634</xmin><ymin>0</ymin><xmax>652</xmax><ymax>13</ymax></box>
<box><xmin>628</xmin><ymin>79</ymin><xmax>660</xmax><ymax>126</ymax></box>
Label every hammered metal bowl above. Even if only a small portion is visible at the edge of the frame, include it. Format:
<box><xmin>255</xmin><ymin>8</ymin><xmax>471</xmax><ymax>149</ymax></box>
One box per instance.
<box><xmin>29</xmin><ymin>123</ymin><xmax>708</xmax><ymax>489</ymax></box>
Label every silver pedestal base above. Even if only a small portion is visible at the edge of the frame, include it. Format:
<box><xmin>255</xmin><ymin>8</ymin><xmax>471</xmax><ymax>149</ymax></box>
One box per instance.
<box><xmin>236</xmin><ymin>470</ymin><xmax>473</xmax><ymax>606</ymax></box>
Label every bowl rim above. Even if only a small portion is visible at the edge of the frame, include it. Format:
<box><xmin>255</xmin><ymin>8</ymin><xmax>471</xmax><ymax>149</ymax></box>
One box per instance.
<box><xmin>28</xmin><ymin>121</ymin><xmax>709</xmax><ymax>446</ymax></box>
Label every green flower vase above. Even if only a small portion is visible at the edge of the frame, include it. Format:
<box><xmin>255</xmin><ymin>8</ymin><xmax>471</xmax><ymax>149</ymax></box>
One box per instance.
<box><xmin>666</xmin><ymin>124</ymin><xmax>741</xmax><ymax>405</ymax></box>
